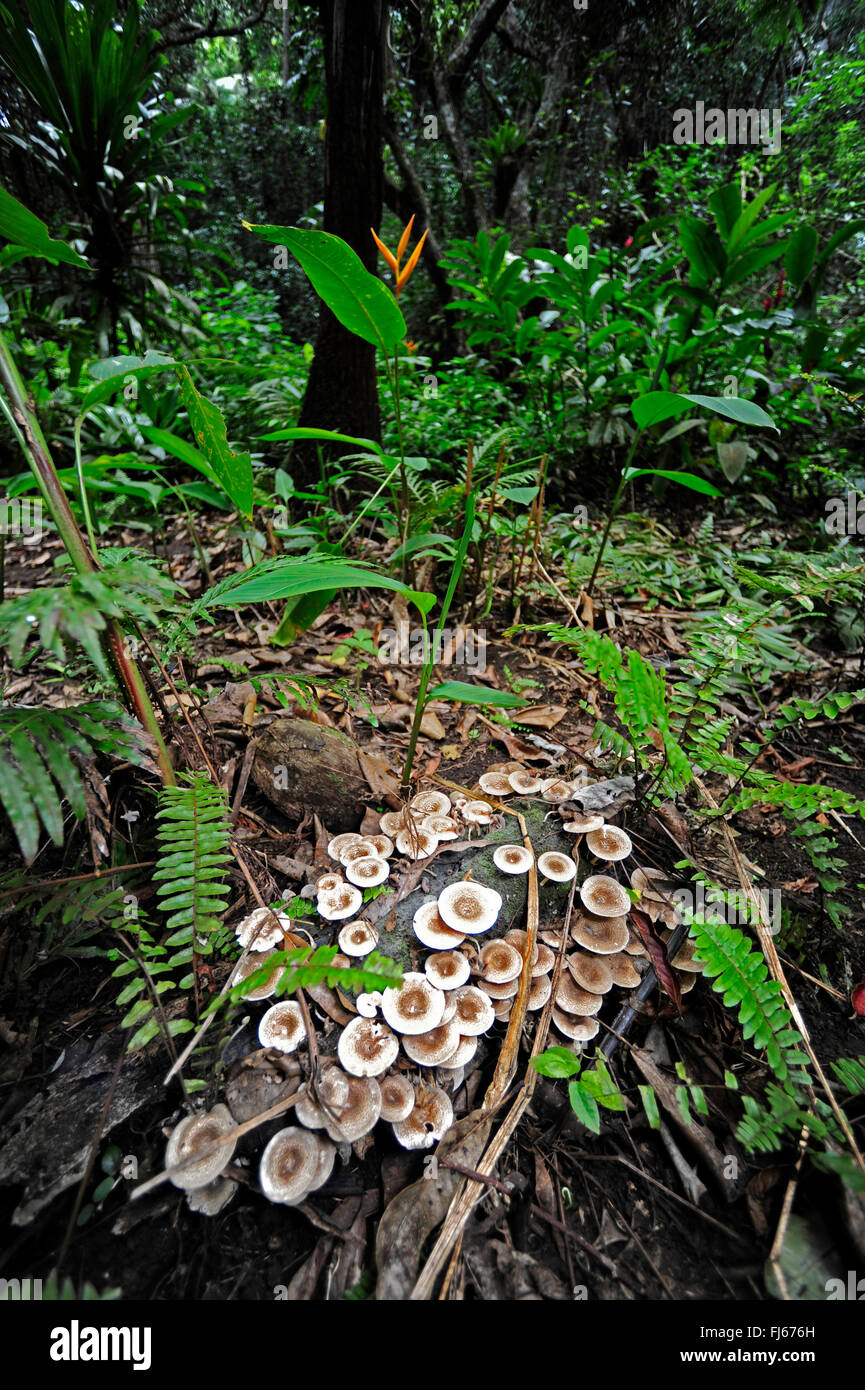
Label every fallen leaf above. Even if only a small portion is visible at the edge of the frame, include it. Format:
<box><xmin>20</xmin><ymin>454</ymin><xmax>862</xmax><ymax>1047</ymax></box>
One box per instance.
<box><xmin>517</xmin><ymin>704</ymin><xmax>567</xmax><ymax>730</ymax></box>
<box><xmin>357</xmin><ymin>749</ymin><xmax>400</xmax><ymax>800</ymax></box>
<box><xmin>420</xmin><ymin>710</ymin><xmax>447</xmax><ymax>739</ymax></box>
<box><xmin>440</xmin><ymin>744</ymin><xmax>462</xmax><ymax>761</ymax></box>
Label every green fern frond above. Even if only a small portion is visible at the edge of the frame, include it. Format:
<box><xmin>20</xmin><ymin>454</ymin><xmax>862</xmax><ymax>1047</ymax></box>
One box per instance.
<box><xmin>153</xmin><ymin>773</ymin><xmax>233</xmax><ymax>950</ymax></box>
<box><xmin>736</xmin><ymin>1084</ymin><xmax>830</xmax><ymax>1153</ymax></box>
<box><xmin>831</xmin><ymin>1055</ymin><xmax>865</xmax><ymax>1097</ymax></box>
<box><xmin>0</xmin><ymin>702</ymin><xmax>151</xmax><ymax>863</ymax></box>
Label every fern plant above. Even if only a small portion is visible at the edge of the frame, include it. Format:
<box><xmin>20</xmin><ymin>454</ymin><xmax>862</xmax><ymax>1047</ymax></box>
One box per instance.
<box><xmin>153</xmin><ymin>773</ymin><xmax>233</xmax><ymax>951</ymax></box>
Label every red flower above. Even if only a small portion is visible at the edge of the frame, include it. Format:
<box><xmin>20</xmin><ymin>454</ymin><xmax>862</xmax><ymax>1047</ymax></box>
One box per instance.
<box><xmin>624</xmin><ymin>236</ymin><xmax>633</xmax><ymax>248</ymax></box>
<box><xmin>852</xmin><ymin>977</ymin><xmax>865</xmax><ymax>1016</ymax></box>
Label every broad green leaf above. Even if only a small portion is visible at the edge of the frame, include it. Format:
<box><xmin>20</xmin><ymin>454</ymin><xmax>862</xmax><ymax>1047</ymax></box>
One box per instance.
<box><xmin>784</xmin><ymin>226</ymin><xmax>818</xmax><ymax>285</ymax></box>
<box><xmin>568</xmin><ymin>1080</ymin><xmax>601</xmax><ymax>1133</ymax></box>
<box><xmin>679</xmin><ymin>216</ymin><xmax>726</xmax><ymax>281</ymax></box>
<box><xmin>638</xmin><ymin>1084</ymin><xmax>661</xmax><ymax>1129</ymax></box>
<box><xmin>243</xmin><ymin>224</ymin><xmax>406</xmax><ymax>354</ymax></box>
<box><xmin>201</xmin><ymin>561</ymin><xmax>434</xmax><ymax>616</ymax></box>
<box><xmin>680</xmin><ymin>393</ymin><xmax>778</xmax><ymax>430</ymax></box>
<box><xmin>138</xmin><ymin>426</ymin><xmax>219</xmax><ymax>484</ymax></box>
<box><xmin>726</xmin><ymin>182</ymin><xmax>777</xmax><ymax>254</ymax></box>
<box><xmin>0</xmin><ymin>186</ymin><xmax>89</xmax><ymax>268</ymax></box>
<box><xmin>258</xmin><ymin>427</ymin><xmax>385</xmax><ymax>458</ymax></box>
<box><xmin>81</xmin><ymin>352</ymin><xmax>177</xmax><ymax>412</ymax></box>
<box><xmin>175</xmin><ymin>368</ymin><xmax>253</xmax><ymax>518</ymax></box>
<box><xmin>499</xmin><ymin>486</ymin><xmax>539</xmax><ymax>505</ymax></box>
<box><xmin>624</xmin><ymin>468</ymin><xmax>723</xmax><ymax>497</ymax></box>
<box><xmin>425</xmin><ymin>681</ymin><xmax>527</xmax><ymax>708</ymax></box>
<box><xmin>632</xmin><ymin>391</ymin><xmax>777</xmax><ymax>431</ymax></box>
<box><xmin>708</xmin><ymin>183</ymin><xmax>742</xmax><ymax>241</ymax></box>
<box><xmin>531</xmin><ymin>1047</ymin><xmax>582</xmax><ymax>1079</ymax></box>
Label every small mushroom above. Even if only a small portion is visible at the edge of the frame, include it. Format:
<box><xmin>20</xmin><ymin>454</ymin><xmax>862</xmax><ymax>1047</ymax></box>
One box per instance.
<box><xmin>235</xmin><ymin>906</ymin><xmax>289</xmax><ymax>952</ymax></box>
<box><xmin>477</xmin><ymin>977</ymin><xmax>520</xmax><ymax>1000</ymax></box>
<box><xmin>541</xmin><ymin>778</ymin><xmax>575</xmax><ymax>802</ymax></box>
<box><xmin>381</xmin><ymin>972</ymin><xmax>446</xmax><ymax>1035</ymax></box>
<box><xmin>552</xmin><ymin>1007</ymin><xmax>600</xmax><ymax>1042</ymax></box>
<box><xmin>338</xmin><ymin>918</ymin><xmax>379</xmax><ymax>957</ymax></box>
<box><xmin>461</xmin><ymin>800</ymin><xmax>494</xmax><ymax>826</ymax></box>
<box><xmin>527</xmin><ymin>974</ymin><xmax>553</xmax><ymax>1010</ymax></box>
<box><xmin>316</xmin><ymin>872</ymin><xmax>344</xmax><ymax>894</ymax></box>
<box><xmin>492</xmin><ymin>998</ymin><xmax>513</xmax><ymax>1022</ymax></box>
<box><xmin>585</xmin><ymin>826</ymin><xmax>633</xmax><ymax>863</ymax></box>
<box><xmin>556</xmin><ymin>972</ymin><xmax>603</xmax><ymax>1016</ymax></box>
<box><xmin>411</xmin><ymin>790</ymin><xmax>452</xmax><ymax>817</ymax></box>
<box><xmin>568</xmin><ymin>952</ymin><xmax>614</xmax><ymax>994</ymax></box>
<box><xmin>580</xmin><ymin>874</ymin><xmax>631</xmax><ymax>918</ymax></box>
<box><xmin>413</xmin><ymin>900</ymin><xmax>466</xmax><ymax>949</ymax></box>
<box><xmin>421</xmin><ymin>814</ymin><xmax>461</xmax><ymax>841</ymax></box>
<box><xmin>561</xmin><ymin>813</ymin><xmax>605</xmax><ymax>835</ymax></box>
<box><xmin>339</xmin><ymin>838</ymin><xmax>379</xmax><ymax>867</ymax></box>
<box><xmin>365</xmin><ymin>834</ymin><xmax>395</xmax><ymax>858</ymax></box>
<box><xmin>450</xmin><ymin>984</ymin><xmax>496</xmax><ymax>1035</ymax></box>
<box><xmin>493</xmin><ymin>843</ymin><xmax>534</xmax><ymax>875</ymax></box>
<box><xmin>532</xmin><ymin>943</ymin><xmax>556</xmax><ymax>977</ymax></box>
<box><xmin>258</xmin><ymin>1001</ymin><xmax>306</xmax><ymax>1053</ymax></box>
<box><xmin>572</xmin><ymin>911</ymin><xmax>630</xmax><ymax>954</ymax></box>
<box><xmin>260</xmin><ymin>1126</ymin><xmax>321</xmax><ymax>1205</ymax></box>
<box><xmin>338</xmin><ymin>1015</ymin><xmax>400</xmax><ymax>1077</ymax></box>
<box><xmin>327</xmin><ymin>832</ymin><xmax>363</xmax><ymax>859</ymax></box>
<box><xmin>317</xmin><ymin>883</ymin><xmax>364</xmax><ymax>921</ymax></box>
<box><xmin>437</xmin><ymin>880</ymin><xmax>502</xmax><ymax>935</ymax></box>
<box><xmin>323</xmin><ymin>1075</ymin><xmax>382</xmax><ymax>1143</ymax></box>
<box><xmin>345</xmin><ymin>855</ymin><xmax>390</xmax><ymax>888</ymax></box>
<box><xmin>664</xmin><ymin>936</ymin><xmax>704</xmax><ymax>972</ymax></box>
<box><xmin>395</xmin><ymin>825</ymin><xmax>439</xmax><ymax>859</ymax></box>
<box><xmin>402</xmin><ymin>1019</ymin><xmax>462</xmax><ymax>1066</ymax></box>
<box><xmin>478</xmin><ymin>771</ymin><xmax>514</xmax><ymax>797</ymax></box>
<box><xmin>379</xmin><ymin>1072</ymin><xmax>416</xmax><ymax>1122</ymax></box>
<box><xmin>537</xmin><ymin>851</ymin><xmax>577</xmax><ymax>883</ymax></box>
<box><xmin>507</xmin><ymin>769</ymin><xmax>542</xmax><ymax>795</ymax></box>
<box><xmin>165</xmin><ymin>1105</ymin><xmax>236</xmax><ymax>1191</ymax></box>
<box><xmin>437</xmin><ymin>1035</ymin><xmax>478</xmax><ymax>1069</ymax></box>
<box><xmin>186</xmin><ymin>1175</ymin><xmax>237</xmax><ymax>1216</ymax></box>
<box><xmin>357</xmin><ymin>990</ymin><xmax>383</xmax><ymax>1017</ymax></box>
<box><xmin>479</xmin><ymin>939</ymin><xmax>523</xmax><ymax>984</ymax></box>
<box><xmin>230</xmin><ymin>949</ymin><xmax>284</xmax><ymax>1001</ymax></box>
<box><xmin>605</xmin><ymin>952</ymin><xmax>642</xmax><ymax>988</ymax></box>
<box><xmin>379</xmin><ymin>811</ymin><xmax>407</xmax><ymax>838</ymax></box>
<box><xmin>392</xmin><ymin>1083</ymin><xmax>454</xmax><ymax>1150</ymax></box>
<box><xmin>425</xmin><ymin>949</ymin><xmax>471</xmax><ymax>990</ymax></box>
<box><xmin>504</xmin><ymin>927</ymin><xmax>539</xmax><ymax>964</ymax></box>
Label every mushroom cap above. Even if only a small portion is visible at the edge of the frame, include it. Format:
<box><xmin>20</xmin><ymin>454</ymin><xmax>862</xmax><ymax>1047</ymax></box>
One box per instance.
<box><xmin>552</xmin><ymin>1007</ymin><xmax>600</xmax><ymax>1041</ymax></box>
<box><xmin>504</xmin><ymin>927</ymin><xmax>539</xmax><ymax>964</ymax></box>
<box><xmin>411</xmin><ymin>790</ymin><xmax>452</xmax><ymax>817</ymax></box>
<box><xmin>317</xmin><ymin>883</ymin><xmax>364</xmax><ymax>920</ymax></box>
<box><xmin>378</xmin><ymin>812</ymin><xmax>406</xmax><ymax>838</ymax></box>
<box><xmin>664</xmin><ymin>935</ymin><xmax>704</xmax><ymax>973</ymax></box>
<box><xmin>339</xmin><ymin>838</ymin><xmax>379</xmax><ymax>867</ymax></box>
<box><xmin>328</xmin><ymin>833</ymin><xmax>363</xmax><ymax>859</ymax></box>
<box><xmin>624</xmin><ymin>929</ymin><xmax>649</xmax><ymax>956</ymax></box>
<box><xmin>356</xmin><ymin>990</ymin><xmax>383</xmax><ymax>1017</ymax></box>
<box><xmin>259</xmin><ymin>1126</ymin><xmax>320</xmax><ymax>1205</ymax></box>
<box><xmin>413</xmin><ymin>900</ymin><xmax>466</xmax><ymax>949</ymax></box>
<box><xmin>585</xmin><ymin>826</ymin><xmax>633</xmax><ymax>862</ymax></box>
<box><xmin>461</xmin><ymin>800</ymin><xmax>494</xmax><ymax>825</ymax></box>
<box><xmin>438</xmin><ymin>880</ymin><xmax>502</xmax><ymax>934</ymax></box>
<box><xmin>316</xmin><ymin>872</ymin><xmax>344</xmax><ymax>894</ymax></box>
<box><xmin>492</xmin><ymin>998</ymin><xmax>513</xmax><ymax>1022</ymax></box>
<box><xmin>562</xmin><ymin>813</ymin><xmax>605</xmax><ymax>834</ymax></box>
<box><xmin>294</xmin><ymin>1067</ymin><xmax>351</xmax><ymax>1128</ymax></box>
<box><xmin>165</xmin><ymin>1104</ymin><xmax>236</xmax><ymax>1191</ymax></box>
<box><xmin>294</xmin><ymin>1084</ymin><xmax>325</xmax><ymax>1129</ymax></box>
<box><xmin>541</xmin><ymin>779</ymin><xmax>575</xmax><ymax>802</ymax></box>
<box><xmin>537</xmin><ymin>851</ymin><xmax>577</xmax><ymax>883</ymax></box>
<box><xmin>379</xmin><ymin>1072</ymin><xmax>416</xmax><ymax>1122</ymax></box>
<box><xmin>437</xmin><ymin>1034</ymin><xmax>478</xmax><ymax>1069</ymax></box>
<box><xmin>421</xmin><ymin>814</ymin><xmax>461</xmax><ymax>841</ymax></box>
<box><xmin>258</xmin><ymin>1001</ymin><xmax>307</xmax><ymax>1053</ymax></box>
<box><xmin>507</xmin><ymin>768</ymin><xmax>542</xmax><ymax>794</ymax></box>
<box><xmin>478</xmin><ymin>771</ymin><xmax>514</xmax><ymax>796</ymax></box>
<box><xmin>479</xmin><ymin>939</ymin><xmax>524</xmax><ymax>984</ymax></box>
<box><xmin>440</xmin><ymin>992</ymin><xmax>459</xmax><ymax>1023</ymax></box>
<box><xmin>532</xmin><ymin>943</ymin><xmax>556</xmax><ymax>977</ymax></box>
<box><xmin>451</xmin><ymin>985</ymin><xmax>496</xmax><ymax>1035</ymax></box>
<box><xmin>527</xmin><ymin>974</ymin><xmax>553</xmax><ymax>1010</ymax></box>
<box><xmin>186</xmin><ymin>1175</ymin><xmax>237</xmax><ymax>1216</ymax></box>
<box><xmin>556</xmin><ymin>972</ymin><xmax>603</xmax><ymax>1016</ymax></box>
<box><xmin>568</xmin><ymin>951</ymin><xmax>614</xmax><ymax>994</ymax></box>
<box><xmin>311</xmin><ymin>1134</ymin><xmax>336</xmax><ymax>1193</ymax></box>
<box><xmin>395</xmin><ymin>826</ymin><xmax>439</xmax><ymax>859</ymax></box>
<box><xmin>345</xmin><ymin>855</ymin><xmax>390</xmax><ymax>888</ymax></box>
<box><xmin>630</xmin><ymin>865</ymin><xmax>677</xmax><ymax>902</ymax></box>
<box><xmin>676</xmin><ymin>969</ymin><xmax>697</xmax><ymax>994</ymax></box>
<box><xmin>337</xmin><ymin>1015</ymin><xmax>400</xmax><ymax>1076</ymax></box>
<box><xmin>572</xmin><ymin>911</ymin><xmax>630</xmax><ymax>954</ymax></box>
<box><xmin>230</xmin><ymin>949</ymin><xmax>284</xmax><ymax>1001</ymax></box>
<box><xmin>365</xmin><ymin>834</ymin><xmax>394</xmax><ymax>859</ymax></box>
<box><xmin>580</xmin><ymin>874</ymin><xmax>631</xmax><ymax>918</ymax></box>
<box><xmin>381</xmin><ymin>972</ymin><xmax>446</xmax><ymax>1035</ymax></box>
<box><xmin>493</xmin><ymin>843</ymin><xmax>534</xmax><ymax>875</ymax></box>
<box><xmin>605</xmin><ymin>952</ymin><xmax>643</xmax><ymax>988</ymax></box>
<box><xmin>477</xmin><ymin>976</ymin><xmax>520</xmax><ymax>1000</ymax></box>
<box><xmin>425</xmin><ymin>949</ymin><xmax>471</xmax><ymax>990</ymax></box>
<box><xmin>235</xmin><ymin>906</ymin><xmax>289</xmax><ymax>952</ymax></box>
<box><xmin>391</xmin><ymin>1083</ymin><xmax>454</xmax><ymax>1150</ymax></box>
<box><xmin>402</xmin><ymin>1018</ymin><xmax>462</xmax><ymax>1066</ymax></box>
<box><xmin>323</xmin><ymin>1076</ymin><xmax>382</xmax><ymax>1143</ymax></box>
<box><xmin>338</xmin><ymin>918</ymin><xmax>379</xmax><ymax>957</ymax></box>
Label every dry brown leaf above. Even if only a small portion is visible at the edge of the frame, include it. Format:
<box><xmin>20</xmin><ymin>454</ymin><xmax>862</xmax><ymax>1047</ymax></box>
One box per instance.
<box><xmin>357</xmin><ymin>749</ymin><xmax>400</xmax><ymax>799</ymax></box>
<box><xmin>517</xmin><ymin>704</ymin><xmax>567</xmax><ymax>729</ymax></box>
<box><xmin>420</xmin><ymin>710</ymin><xmax>447</xmax><ymax>739</ymax></box>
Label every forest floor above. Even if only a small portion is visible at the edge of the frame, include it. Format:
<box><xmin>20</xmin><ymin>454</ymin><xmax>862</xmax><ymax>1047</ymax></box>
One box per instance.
<box><xmin>0</xmin><ymin>504</ymin><xmax>863</xmax><ymax>1301</ymax></box>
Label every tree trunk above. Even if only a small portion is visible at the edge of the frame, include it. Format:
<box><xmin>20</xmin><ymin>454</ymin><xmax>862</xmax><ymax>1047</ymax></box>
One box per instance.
<box><xmin>293</xmin><ymin>0</ymin><xmax>388</xmax><ymax>486</ymax></box>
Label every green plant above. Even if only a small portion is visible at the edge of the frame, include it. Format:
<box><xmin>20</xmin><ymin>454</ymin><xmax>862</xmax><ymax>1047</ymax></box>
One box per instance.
<box><xmin>531</xmin><ymin>1047</ymin><xmax>627</xmax><ymax>1134</ymax></box>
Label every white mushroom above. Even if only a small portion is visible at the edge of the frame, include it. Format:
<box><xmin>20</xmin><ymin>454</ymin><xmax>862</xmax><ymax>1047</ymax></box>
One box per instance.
<box><xmin>493</xmin><ymin>843</ymin><xmax>534</xmax><ymax>875</ymax></box>
<box><xmin>235</xmin><ymin>906</ymin><xmax>290</xmax><ymax>953</ymax></box>
<box><xmin>437</xmin><ymin>880</ymin><xmax>502</xmax><ymax>935</ymax></box>
<box><xmin>380</xmin><ymin>972</ymin><xmax>446</xmax><ymax>1035</ymax></box>
<box><xmin>338</xmin><ymin>918</ymin><xmax>379</xmax><ymax>957</ymax></box>
<box><xmin>345</xmin><ymin>856</ymin><xmax>390</xmax><ymax>888</ymax></box>
<box><xmin>165</xmin><ymin>1105</ymin><xmax>236</xmax><ymax>1191</ymax></box>
<box><xmin>580</xmin><ymin>874</ymin><xmax>631</xmax><ymax>918</ymax></box>
<box><xmin>258</xmin><ymin>1001</ymin><xmax>306</xmax><ymax>1053</ymax></box>
<box><xmin>337</xmin><ymin>1016</ymin><xmax>400</xmax><ymax>1077</ymax></box>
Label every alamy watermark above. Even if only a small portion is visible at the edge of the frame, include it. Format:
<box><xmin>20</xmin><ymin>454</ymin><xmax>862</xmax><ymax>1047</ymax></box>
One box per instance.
<box><xmin>0</xmin><ymin>496</ymin><xmax>43</xmax><ymax>541</ymax></box>
<box><xmin>676</xmin><ymin>884</ymin><xmax>782</xmax><ymax>935</ymax></box>
<box><xmin>673</xmin><ymin>102</ymin><xmax>782</xmax><ymax>155</ymax></box>
<box><xmin>824</xmin><ymin>491</ymin><xmax>865</xmax><ymax>535</ymax></box>
<box><xmin>377</xmin><ymin>626</ymin><xmax>487</xmax><ymax>668</ymax></box>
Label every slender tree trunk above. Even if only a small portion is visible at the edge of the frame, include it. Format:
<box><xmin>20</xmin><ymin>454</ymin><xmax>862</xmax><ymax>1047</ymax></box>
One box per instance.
<box><xmin>293</xmin><ymin>0</ymin><xmax>388</xmax><ymax>485</ymax></box>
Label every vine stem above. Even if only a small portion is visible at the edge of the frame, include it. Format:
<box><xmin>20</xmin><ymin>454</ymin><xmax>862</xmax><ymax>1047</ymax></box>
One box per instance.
<box><xmin>0</xmin><ymin>327</ymin><xmax>176</xmax><ymax>787</ymax></box>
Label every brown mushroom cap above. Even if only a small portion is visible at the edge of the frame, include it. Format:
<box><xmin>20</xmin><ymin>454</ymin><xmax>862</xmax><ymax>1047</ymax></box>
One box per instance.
<box><xmin>541</xmin><ymin>778</ymin><xmax>575</xmax><ymax>802</ymax></box>
<box><xmin>568</xmin><ymin>951</ymin><xmax>614</xmax><ymax>994</ymax></box>
<box><xmin>451</xmin><ymin>985</ymin><xmax>496</xmax><ymax>1035</ymax></box>
<box><xmin>259</xmin><ymin>1126</ymin><xmax>320</xmax><ymax>1205</ymax></box>
<box><xmin>663</xmin><ymin>935</ymin><xmax>704</xmax><ymax>972</ymax></box>
<box><xmin>527</xmin><ymin>974</ymin><xmax>553</xmax><ymax>1010</ymax></box>
<box><xmin>317</xmin><ymin>883</ymin><xmax>364</xmax><ymax>920</ymax></box>
<box><xmin>327</xmin><ymin>832</ymin><xmax>363</xmax><ymax>859</ymax></box>
<box><xmin>493</xmin><ymin>843</ymin><xmax>534</xmax><ymax>875</ymax></box>
<box><xmin>552</xmin><ymin>1007</ymin><xmax>600</xmax><ymax>1041</ymax></box>
<box><xmin>630</xmin><ymin>865</ymin><xmax>678</xmax><ymax>902</ymax></box>
<box><xmin>585</xmin><ymin>826</ymin><xmax>633</xmax><ymax>862</ymax></box>
<box><xmin>623</xmin><ymin>929</ymin><xmax>649</xmax><ymax>957</ymax></box>
<box><xmin>605</xmin><ymin>952</ymin><xmax>643</xmax><ymax>988</ymax></box>
<box><xmin>230</xmin><ymin>949</ymin><xmax>285</xmax><ymax>1001</ymax></box>
<box><xmin>338</xmin><ymin>918</ymin><xmax>379</xmax><ymax>957</ymax></box>
<box><xmin>323</xmin><ymin>1075</ymin><xmax>382</xmax><ymax>1142</ymax></box>
<box><xmin>411</xmin><ymin>790</ymin><xmax>452</xmax><ymax>817</ymax></box>
<box><xmin>555</xmin><ymin>972</ymin><xmax>603</xmax><ymax>1016</ymax></box>
<box><xmin>402</xmin><ymin>1018</ymin><xmax>462</xmax><ymax>1066</ymax></box>
<box><xmin>258</xmin><ymin>1001</ymin><xmax>307</xmax><ymax>1053</ymax></box>
<box><xmin>579</xmin><ymin>874</ymin><xmax>631</xmax><ymax>918</ymax></box>
<box><xmin>379</xmin><ymin>1072</ymin><xmax>416</xmax><ymax>1122</ymax></box>
<box><xmin>316</xmin><ymin>872</ymin><xmax>344</xmax><ymax>894</ymax></box>
<box><xmin>562</xmin><ymin>813</ymin><xmax>605</xmax><ymax>834</ymax></box>
<box><xmin>477</xmin><ymin>976</ymin><xmax>520</xmax><ymax>1000</ymax></box>
<box><xmin>438</xmin><ymin>880</ymin><xmax>502</xmax><ymax>934</ymax></box>
<box><xmin>421</xmin><ymin>814</ymin><xmax>460</xmax><ymax>841</ymax></box>
<box><xmin>532</xmin><ymin>943</ymin><xmax>556</xmax><ymax>977</ymax></box>
<box><xmin>396</xmin><ymin>825</ymin><xmax>439</xmax><ymax>860</ymax></box>
<box><xmin>381</xmin><ymin>972</ymin><xmax>446</xmax><ymax>1034</ymax></box>
<box><xmin>424</xmin><ymin>950</ymin><xmax>471</xmax><ymax>990</ymax></box>
<box><xmin>365</xmin><ymin>834</ymin><xmax>394</xmax><ymax>858</ymax></box>
<box><xmin>339</xmin><ymin>838</ymin><xmax>379</xmax><ymax>866</ymax></box>
<box><xmin>676</xmin><ymin>969</ymin><xmax>697</xmax><ymax>994</ymax></box>
<box><xmin>437</xmin><ymin>1034</ymin><xmax>478</xmax><ymax>1069</ymax></box>
<box><xmin>413</xmin><ymin>900</ymin><xmax>467</xmax><ymax>950</ymax></box>
<box><xmin>295</xmin><ymin>1067</ymin><xmax>351</xmax><ymax>1128</ymax></box>
<box><xmin>537</xmin><ymin>851</ymin><xmax>577</xmax><ymax>883</ymax></box>
<box><xmin>492</xmin><ymin>999</ymin><xmax>513</xmax><ymax>1022</ymax></box>
<box><xmin>379</xmin><ymin>812</ymin><xmax>406</xmax><ymax>838</ymax></box>
<box><xmin>165</xmin><ymin>1104</ymin><xmax>236</xmax><ymax>1191</ymax></box>
<box><xmin>479</xmin><ymin>938</ymin><xmax>524</xmax><ymax>984</ymax></box>
<box><xmin>477</xmin><ymin>771</ymin><xmax>513</xmax><ymax>797</ymax></box>
<box><xmin>235</xmin><ymin>906</ymin><xmax>289</xmax><ymax>952</ymax></box>
<box><xmin>337</xmin><ymin>1015</ymin><xmax>400</xmax><ymax>1076</ymax></box>
<box><xmin>461</xmin><ymin>800</ymin><xmax>494</xmax><ymax>825</ymax></box>
<box><xmin>572</xmin><ymin>911</ymin><xmax>631</xmax><ymax>954</ymax></box>
<box><xmin>507</xmin><ymin>769</ymin><xmax>542</xmax><ymax>794</ymax></box>
<box><xmin>391</xmin><ymin>1083</ymin><xmax>454</xmax><ymax>1150</ymax></box>
<box><xmin>345</xmin><ymin>855</ymin><xmax>390</xmax><ymax>888</ymax></box>
<box><xmin>504</xmin><ymin>927</ymin><xmax>539</xmax><ymax>964</ymax></box>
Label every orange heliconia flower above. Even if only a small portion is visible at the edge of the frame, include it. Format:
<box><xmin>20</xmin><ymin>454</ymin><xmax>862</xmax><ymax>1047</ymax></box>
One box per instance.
<box><xmin>370</xmin><ymin>214</ymin><xmax>429</xmax><ymax>298</ymax></box>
